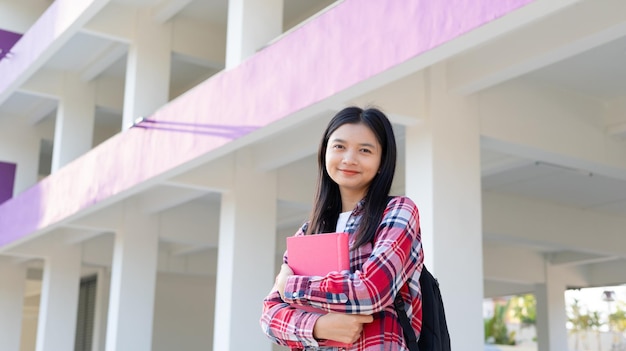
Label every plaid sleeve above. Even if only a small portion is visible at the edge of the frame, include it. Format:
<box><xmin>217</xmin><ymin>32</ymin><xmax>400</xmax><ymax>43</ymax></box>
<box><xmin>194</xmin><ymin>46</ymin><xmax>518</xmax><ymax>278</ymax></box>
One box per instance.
<box><xmin>283</xmin><ymin>196</ymin><xmax>421</xmax><ymax>314</ymax></box>
<box><xmin>259</xmin><ymin>223</ymin><xmax>324</xmax><ymax>349</ymax></box>
<box><xmin>260</xmin><ymin>289</ymin><xmax>323</xmax><ymax>348</ymax></box>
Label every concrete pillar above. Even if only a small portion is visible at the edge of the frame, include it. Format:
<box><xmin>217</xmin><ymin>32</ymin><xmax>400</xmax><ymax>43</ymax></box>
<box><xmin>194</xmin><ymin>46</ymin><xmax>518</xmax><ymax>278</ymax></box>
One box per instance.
<box><xmin>535</xmin><ymin>265</ymin><xmax>569</xmax><ymax>351</ymax></box>
<box><xmin>0</xmin><ymin>258</ymin><xmax>27</xmax><ymax>351</ymax></box>
<box><xmin>35</xmin><ymin>245</ymin><xmax>82</xmax><ymax>351</ymax></box>
<box><xmin>105</xmin><ymin>204</ymin><xmax>159</xmax><ymax>351</ymax></box>
<box><xmin>226</xmin><ymin>0</ymin><xmax>283</xmax><ymax>69</ymax></box>
<box><xmin>405</xmin><ymin>64</ymin><xmax>484</xmax><ymax>350</ymax></box>
<box><xmin>122</xmin><ymin>10</ymin><xmax>172</xmax><ymax>130</ymax></box>
<box><xmin>213</xmin><ymin>149</ymin><xmax>277</xmax><ymax>351</ymax></box>
<box><xmin>51</xmin><ymin>74</ymin><xmax>95</xmax><ymax>172</ymax></box>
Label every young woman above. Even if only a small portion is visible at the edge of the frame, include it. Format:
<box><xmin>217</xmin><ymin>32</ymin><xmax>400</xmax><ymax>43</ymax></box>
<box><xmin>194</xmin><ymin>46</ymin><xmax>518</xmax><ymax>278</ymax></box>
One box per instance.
<box><xmin>260</xmin><ymin>106</ymin><xmax>423</xmax><ymax>350</ymax></box>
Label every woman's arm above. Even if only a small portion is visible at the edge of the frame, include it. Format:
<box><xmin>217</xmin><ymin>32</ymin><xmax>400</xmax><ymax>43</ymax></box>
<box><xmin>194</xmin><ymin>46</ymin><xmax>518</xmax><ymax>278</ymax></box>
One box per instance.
<box><xmin>260</xmin><ymin>289</ymin><xmax>324</xmax><ymax>348</ymax></box>
<box><xmin>281</xmin><ymin>196</ymin><xmax>422</xmax><ymax>314</ymax></box>
<box><xmin>260</xmin><ymin>224</ymin><xmax>324</xmax><ymax>348</ymax></box>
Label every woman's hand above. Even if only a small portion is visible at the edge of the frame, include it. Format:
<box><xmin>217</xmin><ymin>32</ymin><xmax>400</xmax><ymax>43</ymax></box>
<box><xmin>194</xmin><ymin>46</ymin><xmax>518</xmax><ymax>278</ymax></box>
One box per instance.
<box><xmin>273</xmin><ymin>263</ymin><xmax>294</xmax><ymax>301</ymax></box>
<box><xmin>313</xmin><ymin>313</ymin><xmax>374</xmax><ymax>344</ymax></box>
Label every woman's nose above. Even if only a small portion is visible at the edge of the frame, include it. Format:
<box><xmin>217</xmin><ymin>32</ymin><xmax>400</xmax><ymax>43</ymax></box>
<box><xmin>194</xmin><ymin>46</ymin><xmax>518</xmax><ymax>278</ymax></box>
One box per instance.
<box><xmin>342</xmin><ymin>151</ymin><xmax>357</xmax><ymax>164</ymax></box>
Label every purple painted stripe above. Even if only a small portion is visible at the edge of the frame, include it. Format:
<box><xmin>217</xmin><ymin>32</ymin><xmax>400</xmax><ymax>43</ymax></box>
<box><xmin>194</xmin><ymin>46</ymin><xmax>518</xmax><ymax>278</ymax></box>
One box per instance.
<box><xmin>0</xmin><ymin>162</ymin><xmax>16</xmax><ymax>204</ymax></box>
<box><xmin>0</xmin><ymin>0</ymin><xmax>535</xmax><ymax>247</ymax></box>
<box><xmin>0</xmin><ymin>30</ymin><xmax>22</xmax><ymax>61</ymax></box>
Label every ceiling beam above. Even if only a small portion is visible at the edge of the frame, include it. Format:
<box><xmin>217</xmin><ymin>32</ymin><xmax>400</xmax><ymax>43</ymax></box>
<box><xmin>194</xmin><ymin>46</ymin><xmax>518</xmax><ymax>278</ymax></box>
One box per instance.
<box><xmin>167</xmin><ymin>154</ymin><xmax>235</xmax><ymax>192</ymax></box>
<box><xmin>138</xmin><ymin>185</ymin><xmax>206</xmax><ymax>214</ymax></box>
<box><xmin>548</xmin><ymin>251</ymin><xmax>619</xmax><ymax>267</ymax></box>
<box><xmin>448</xmin><ymin>0</ymin><xmax>625</xmax><ymax>95</ymax></box>
<box><xmin>484</xmin><ymin>191</ymin><xmax>626</xmax><ymax>258</ymax></box>
<box><xmin>252</xmin><ymin>114</ymin><xmax>329</xmax><ymax>171</ymax></box>
<box><xmin>27</xmin><ymin>98</ymin><xmax>57</xmax><ymax>126</ymax></box>
<box><xmin>18</xmin><ymin>69</ymin><xmax>63</xmax><ymax>99</ymax></box>
<box><xmin>81</xmin><ymin>2</ymin><xmax>134</xmax><ymax>42</ymax></box>
<box><xmin>483</xmin><ymin>242</ymin><xmax>546</xmax><ymax>284</ymax></box>
<box><xmin>172</xmin><ymin>52</ymin><xmax>224</xmax><ymax>71</ymax></box>
<box><xmin>0</xmin><ymin>2</ymin><xmax>49</xmax><ymax>33</ymax></box>
<box><xmin>80</xmin><ymin>42</ymin><xmax>127</xmax><ymax>82</ymax></box>
<box><xmin>608</xmin><ymin>122</ymin><xmax>626</xmax><ymax>138</ymax></box>
<box><xmin>171</xmin><ymin>17</ymin><xmax>226</xmax><ymax>70</ymax></box>
<box><xmin>479</xmin><ymin>81</ymin><xmax>626</xmax><ymax>182</ymax></box>
<box><xmin>587</xmin><ymin>259</ymin><xmax>626</xmax><ymax>287</ymax></box>
<box><xmin>152</xmin><ymin>0</ymin><xmax>194</xmax><ymax>24</ymax></box>
<box><xmin>481</xmin><ymin>156</ymin><xmax>533</xmax><ymax>177</ymax></box>
<box><xmin>69</xmin><ymin>205</ymin><xmax>123</xmax><ymax>233</ymax></box>
<box><xmin>484</xmin><ymin>280</ymin><xmax>534</xmax><ymax>298</ymax></box>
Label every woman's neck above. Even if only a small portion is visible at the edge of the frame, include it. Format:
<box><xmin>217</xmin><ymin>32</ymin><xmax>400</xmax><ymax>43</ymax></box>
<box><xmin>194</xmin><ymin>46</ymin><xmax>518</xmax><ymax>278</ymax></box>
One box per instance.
<box><xmin>340</xmin><ymin>190</ymin><xmax>365</xmax><ymax>212</ymax></box>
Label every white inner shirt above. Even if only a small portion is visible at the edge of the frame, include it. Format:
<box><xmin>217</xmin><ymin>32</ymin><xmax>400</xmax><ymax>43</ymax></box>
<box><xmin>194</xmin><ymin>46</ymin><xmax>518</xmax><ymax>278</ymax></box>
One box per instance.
<box><xmin>335</xmin><ymin>211</ymin><xmax>351</xmax><ymax>232</ymax></box>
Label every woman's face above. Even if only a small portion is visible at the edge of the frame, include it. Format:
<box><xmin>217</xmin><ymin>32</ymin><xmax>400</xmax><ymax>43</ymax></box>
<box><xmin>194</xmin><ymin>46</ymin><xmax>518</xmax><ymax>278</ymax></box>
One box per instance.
<box><xmin>325</xmin><ymin>123</ymin><xmax>382</xmax><ymax>200</ymax></box>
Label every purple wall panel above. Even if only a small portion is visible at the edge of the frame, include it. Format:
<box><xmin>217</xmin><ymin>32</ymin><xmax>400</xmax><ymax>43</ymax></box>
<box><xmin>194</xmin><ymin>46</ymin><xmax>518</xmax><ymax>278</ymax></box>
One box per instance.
<box><xmin>0</xmin><ymin>162</ymin><xmax>16</xmax><ymax>204</ymax></box>
<box><xmin>0</xmin><ymin>30</ymin><xmax>22</xmax><ymax>61</ymax></box>
<box><xmin>0</xmin><ymin>0</ymin><xmax>535</xmax><ymax>247</ymax></box>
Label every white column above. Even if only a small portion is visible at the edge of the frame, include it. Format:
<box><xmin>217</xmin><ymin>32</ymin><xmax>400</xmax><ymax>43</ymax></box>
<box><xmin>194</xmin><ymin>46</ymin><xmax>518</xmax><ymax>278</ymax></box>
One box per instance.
<box><xmin>0</xmin><ymin>258</ymin><xmax>27</xmax><ymax>351</ymax></box>
<box><xmin>226</xmin><ymin>0</ymin><xmax>283</xmax><ymax>69</ymax></box>
<box><xmin>213</xmin><ymin>149</ymin><xmax>277</xmax><ymax>351</ymax></box>
<box><xmin>105</xmin><ymin>204</ymin><xmax>159</xmax><ymax>351</ymax></box>
<box><xmin>405</xmin><ymin>64</ymin><xmax>484</xmax><ymax>350</ymax></box>
<box><xmin>122</xmin><ymin>10</ymin><xmax>172</xmax><ymax>130</ymax></box>
<box><xmin>535</xmin><ymin>265</ymin><xmax>569</xmax><ymax>351</ymax></box>
<box><xmin>35</xmin><ymin>245</ymin><xmax>82</xmax><ymax>351</ymax></box>
<box><xmin>51</xmin><ymin>74</ymin><xmax>95</xmax><ymax>172</ymax></box>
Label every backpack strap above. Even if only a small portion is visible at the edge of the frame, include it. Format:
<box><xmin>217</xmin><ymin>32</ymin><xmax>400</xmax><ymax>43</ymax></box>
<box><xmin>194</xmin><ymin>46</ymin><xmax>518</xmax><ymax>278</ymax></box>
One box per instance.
<box><xmin>389</xmin><ymin>195</ymin><xmax>419</xmax><ymax>351</ymax></box>
<box><xmin>394</xmin><ymin>293</ymin><xmax>419</xmax><ymax>351</ymax></box>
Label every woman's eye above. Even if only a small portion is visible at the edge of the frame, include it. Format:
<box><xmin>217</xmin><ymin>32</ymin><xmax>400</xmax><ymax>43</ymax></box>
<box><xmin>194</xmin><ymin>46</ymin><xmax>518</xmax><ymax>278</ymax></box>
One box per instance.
<box><xmin>361</xmin><ymin>148</ymin><xmax>372</xmax><ymax>153</ymax></box>
<box><xmin>333</xmin><ymin>144</ymin><xmax>344</xmax><ymax>149</ymax></box>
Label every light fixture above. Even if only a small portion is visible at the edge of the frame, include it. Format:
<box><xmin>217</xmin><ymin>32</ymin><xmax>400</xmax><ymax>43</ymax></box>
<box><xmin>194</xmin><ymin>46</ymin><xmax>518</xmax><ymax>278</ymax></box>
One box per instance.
<box><xmin>534</xmin><ymin>161</ymin><xmax>593</xmax><ymax>177</ymax></box>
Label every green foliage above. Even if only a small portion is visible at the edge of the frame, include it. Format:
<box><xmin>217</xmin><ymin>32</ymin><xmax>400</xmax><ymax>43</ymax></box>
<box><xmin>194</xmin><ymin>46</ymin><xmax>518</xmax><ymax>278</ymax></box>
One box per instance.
<box><xmin>511</xmin><ymin>294</ymin><xmax>536</xmax><ymax>326</ymax></box>
<box><xmin>610</xmin><ymin>303</ymin><xmax>626</xmax><ymax>332</ymax></box>
<box><xmin>484</xmin><ymin>302</ymin><xmax>516</xmax><ymax>345</ymax></box>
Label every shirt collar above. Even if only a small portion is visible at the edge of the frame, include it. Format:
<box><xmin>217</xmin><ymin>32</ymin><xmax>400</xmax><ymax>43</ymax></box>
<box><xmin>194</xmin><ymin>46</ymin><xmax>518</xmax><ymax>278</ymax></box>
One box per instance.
<box><xmin>352</xmin><ymin>198</ymin><xmax>366</xmax><ymax>215</ymax></box>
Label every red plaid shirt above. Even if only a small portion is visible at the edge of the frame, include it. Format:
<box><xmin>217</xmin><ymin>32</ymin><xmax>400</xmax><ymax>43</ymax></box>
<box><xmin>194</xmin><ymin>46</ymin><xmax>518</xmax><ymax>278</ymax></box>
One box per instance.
<box><xmin>261</xmin><ymin>196</ymin><xmax>423</xmax><ymax>350</ymax></box>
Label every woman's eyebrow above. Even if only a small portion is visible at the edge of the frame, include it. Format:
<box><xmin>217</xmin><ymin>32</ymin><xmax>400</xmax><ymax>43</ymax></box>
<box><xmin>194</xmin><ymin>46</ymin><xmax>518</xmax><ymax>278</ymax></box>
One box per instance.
<box><xmin>330</xmin><ymin>138</ymin><xmax>377</xmax><ymax>148</ymax></box>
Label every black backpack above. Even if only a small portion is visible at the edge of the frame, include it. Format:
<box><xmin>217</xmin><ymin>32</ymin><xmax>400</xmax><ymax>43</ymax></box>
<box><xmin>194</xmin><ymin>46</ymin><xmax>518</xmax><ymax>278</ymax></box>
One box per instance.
<box><xmin>394</xmin><ymin>265</ymin><xmax>451</xmax><ymax>351</ymax></box>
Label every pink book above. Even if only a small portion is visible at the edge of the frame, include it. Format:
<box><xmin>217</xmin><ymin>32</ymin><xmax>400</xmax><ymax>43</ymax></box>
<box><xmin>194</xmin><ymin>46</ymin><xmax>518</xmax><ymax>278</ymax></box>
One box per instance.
<box><xmin>286</xmin><ymin>232</ymin><xmax>351</xmax><ymax>347</ymax></box>
<box><xmin>287</xmin><ymin>232</ymin><xmax>350</xmax><ymax>276</ymax></box>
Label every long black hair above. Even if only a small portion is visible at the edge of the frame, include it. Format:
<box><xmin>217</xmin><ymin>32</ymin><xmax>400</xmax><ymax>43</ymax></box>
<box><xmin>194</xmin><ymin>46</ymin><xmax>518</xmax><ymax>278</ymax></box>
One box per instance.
<box><xmin>305</xmin><ymin>106</ymin><xmax>397</xmax><ymax>249</ymax></box>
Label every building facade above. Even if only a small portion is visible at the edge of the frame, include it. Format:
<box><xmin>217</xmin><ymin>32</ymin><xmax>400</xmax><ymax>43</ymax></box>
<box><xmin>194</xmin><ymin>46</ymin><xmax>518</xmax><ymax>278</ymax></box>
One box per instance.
<box><xmin>1</xmin><ymin>0</ymin><xmax>626</xmax><ymax>350</ymax></box>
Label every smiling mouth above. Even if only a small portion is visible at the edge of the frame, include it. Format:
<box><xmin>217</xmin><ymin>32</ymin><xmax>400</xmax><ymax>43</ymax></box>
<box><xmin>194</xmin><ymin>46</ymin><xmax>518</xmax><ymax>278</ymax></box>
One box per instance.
<box><xmin>340</xmin><ymin>169</ymin><xmax>359</xmax><ymax>175</ymax></box>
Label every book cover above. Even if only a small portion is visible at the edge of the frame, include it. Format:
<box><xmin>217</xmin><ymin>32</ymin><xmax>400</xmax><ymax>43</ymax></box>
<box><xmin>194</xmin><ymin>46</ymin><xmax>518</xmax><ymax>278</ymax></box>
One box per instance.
<box><xmin>286</xmin><ymin>232</ymin><xmax>351</xmax><ymax>347</ymax></box>
<box><xmin>286</xmin><ymin>232</ymin><xmax>350</xmax><ymax>276</ymax></box>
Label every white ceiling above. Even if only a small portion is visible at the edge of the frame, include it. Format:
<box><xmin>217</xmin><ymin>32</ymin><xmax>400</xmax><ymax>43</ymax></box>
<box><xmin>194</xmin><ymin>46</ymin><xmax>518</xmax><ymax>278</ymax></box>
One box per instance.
<box><xmin>523</xmin><ymin>35</ymin><xmax>626</xmax><ymax>100</ymax></box>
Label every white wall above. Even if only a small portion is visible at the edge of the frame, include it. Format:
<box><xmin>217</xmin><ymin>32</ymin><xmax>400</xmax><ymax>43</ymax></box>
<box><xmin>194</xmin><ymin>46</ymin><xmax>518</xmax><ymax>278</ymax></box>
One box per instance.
<box><xmin>19</xmin><ymin>271</ymin><xmax>216</xmax><ymax>351</ymax></box>
<box><xmin>152</xmin><ymin>272</ymin><xmax>216</xmax><ymax>351</ymax></box>
<box><xmin>20</xmin><ymin>306</ymin><xmax>38</xmax><ymax>351</ymax></box>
